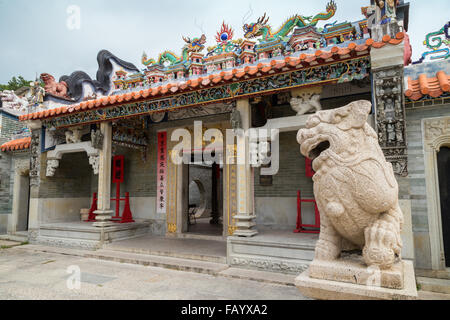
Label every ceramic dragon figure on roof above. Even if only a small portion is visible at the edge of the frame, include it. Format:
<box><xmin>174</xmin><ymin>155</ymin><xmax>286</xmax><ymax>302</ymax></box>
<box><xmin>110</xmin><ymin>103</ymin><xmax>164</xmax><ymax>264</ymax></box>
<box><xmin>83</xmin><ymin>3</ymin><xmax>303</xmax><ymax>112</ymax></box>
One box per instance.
<box><xmin>243</xmin><ymin>0</ymin><xmax>337</xmax><ymax>42</ymax></box>
<box><xmin>142</xmin><ymin>34</ymin><xmax>207</xmax><ymax>67</ymax></box>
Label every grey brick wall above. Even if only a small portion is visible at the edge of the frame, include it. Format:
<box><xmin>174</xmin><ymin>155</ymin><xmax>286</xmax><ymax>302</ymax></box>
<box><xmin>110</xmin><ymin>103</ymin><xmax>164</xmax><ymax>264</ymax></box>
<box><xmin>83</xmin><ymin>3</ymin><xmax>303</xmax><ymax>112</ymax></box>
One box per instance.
<box><xmin>0</xmin><ymin>114</ymin><xmax>28</xmax><ymax>215</ymax></box>
<box><xmin>115</xmin><ymin>132</ymin><xmax>157</xmax><ymax>198</ymax></box>
<box><xmin>254</xmin><ymin>131</ymin><xmax>314</xmax><ymax>198</ymax></box>
<box><xmin>0</xmin><ymin>151</ymin><xmax>12</xmax><ymax>214</ymax></box>
<box><xmin>0</xmin><ymin>114</ymin><xmax>23</xmax><ymax>144</ymax></box>
<box><xmin>38</xmin><ymin>152</ymin><xmax>93</xmax><ymax>199</ymax></box>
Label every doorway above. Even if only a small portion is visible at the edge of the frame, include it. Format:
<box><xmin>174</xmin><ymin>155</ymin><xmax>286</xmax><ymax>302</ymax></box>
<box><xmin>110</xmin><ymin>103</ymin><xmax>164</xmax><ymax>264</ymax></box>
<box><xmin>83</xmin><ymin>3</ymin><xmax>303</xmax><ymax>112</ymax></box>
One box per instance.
<box><xmin>186</xmin><ymin>157</ymin><xmax>223</xmax><ymax>237</ymax></box>
<box><xmin>438</xmin><ymin>146</ymin><xmax>450</xmax><ymax>268</ymax></box>
<box><xmin>16</xmin><ymin>174</ymin><xmax>30</xmax><ymax>232</ymax></box>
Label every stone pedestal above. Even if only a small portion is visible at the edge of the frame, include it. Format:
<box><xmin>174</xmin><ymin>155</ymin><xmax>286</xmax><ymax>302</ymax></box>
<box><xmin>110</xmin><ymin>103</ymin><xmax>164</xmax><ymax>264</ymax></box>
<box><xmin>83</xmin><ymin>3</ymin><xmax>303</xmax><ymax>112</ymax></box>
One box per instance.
<box><xmin>309</xmin><ymin>254</ymin><xmax>404</xmax><ymax>289</ymax></box>
<box><xmin>295</xmin><ymin>259</ymin><xmax>418</xmax><ymax>300</ymax></box>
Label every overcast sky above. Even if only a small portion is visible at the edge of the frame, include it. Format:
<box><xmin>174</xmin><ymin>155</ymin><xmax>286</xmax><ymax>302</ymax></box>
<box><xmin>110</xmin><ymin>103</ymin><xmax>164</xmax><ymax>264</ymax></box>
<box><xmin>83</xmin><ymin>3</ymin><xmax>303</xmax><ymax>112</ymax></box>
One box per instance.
<box><xmin>0</xmin><ymin>0</ymin><xmax>448</xmax><ymax>84</ymax></box>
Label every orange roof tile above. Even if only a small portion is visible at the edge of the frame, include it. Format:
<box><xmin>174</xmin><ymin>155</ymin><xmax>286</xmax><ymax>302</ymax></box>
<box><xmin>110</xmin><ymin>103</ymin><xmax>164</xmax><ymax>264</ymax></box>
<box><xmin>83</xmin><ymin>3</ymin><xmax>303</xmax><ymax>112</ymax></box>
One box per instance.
<box><xmin>405</xmin><ymin>70</ymin><xmax>450</xmax><ymax>101</ymax></box>
<box><xmin>1</xmin><ymin>137</ymin><xmax>31</xmax><ymax>152</ymax></box>
<box><xmin>19</xmin><ymin>33</ymin><xmax>406</xmax><ymax>122</ymax></box>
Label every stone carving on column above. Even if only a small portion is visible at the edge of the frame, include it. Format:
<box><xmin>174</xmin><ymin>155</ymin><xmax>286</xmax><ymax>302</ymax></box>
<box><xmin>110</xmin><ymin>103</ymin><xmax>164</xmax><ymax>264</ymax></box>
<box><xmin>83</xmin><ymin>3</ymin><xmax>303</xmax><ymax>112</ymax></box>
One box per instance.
<box><xmin>91</xmin><ymin>129</ymin><xmax>104</xmax><ymax>150</ymax></box>
<box><xmin>295</xmin><ymin>101</ymin><xmax>418</xmax><ymax>300</ymax></box>
<box><xmin>89</xmin><ymin>155</ymin><xmax>100</xmax><ymax>175</ymax></box>
<box><xmin>29</xmin><ymin>129</ymin><xmax>41</xmax><ymax>187</ymax></box>
<box><xmin>230</xmin><ymin>108</ymin><xmax>242</xmax><ymax>133</ymax></box>
<box><xmin>46</xmin><ymin>159</ymin><xmax>59</xmax><ymax>177</ymax></box>
<box><xmin>373</xmin><ymin>66</ymin><xmax>408</xmax><ymax>176</ymax></box>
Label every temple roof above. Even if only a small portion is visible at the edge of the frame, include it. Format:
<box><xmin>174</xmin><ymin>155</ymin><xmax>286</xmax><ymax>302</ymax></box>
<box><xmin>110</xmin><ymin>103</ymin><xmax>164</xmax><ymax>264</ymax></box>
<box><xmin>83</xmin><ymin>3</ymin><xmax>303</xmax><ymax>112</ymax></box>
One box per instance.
<box><xmin>19</xmin><ymin>33</ymin><xmax>405</xmax><ymax>123</ymax></box>
<box><xmin>0</xmin><ymin>137</ymin><xmax>31</xmax><ymax>152</ymax></box>
<box><xmin>405</xmin><ymin>70</ymin><xmax>450</xmax><ymax>101</ymax></box>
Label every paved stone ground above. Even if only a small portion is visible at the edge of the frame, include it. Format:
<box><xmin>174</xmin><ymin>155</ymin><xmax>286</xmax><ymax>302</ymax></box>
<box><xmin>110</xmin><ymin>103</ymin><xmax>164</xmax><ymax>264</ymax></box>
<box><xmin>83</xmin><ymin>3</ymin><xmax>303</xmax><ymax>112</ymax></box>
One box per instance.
<box><xmin>0</xmin><ymin>247</ymin><xmax>308</xmax><ymax>300</ymax></box>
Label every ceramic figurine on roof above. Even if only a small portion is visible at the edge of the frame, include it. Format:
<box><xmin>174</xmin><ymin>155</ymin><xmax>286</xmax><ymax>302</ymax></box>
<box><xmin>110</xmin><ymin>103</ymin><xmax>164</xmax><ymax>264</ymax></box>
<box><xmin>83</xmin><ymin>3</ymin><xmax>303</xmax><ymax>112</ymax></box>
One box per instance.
<box><xmin>0</xmin><ymin>90</ymin><xmax>29</xmax><ymax>115</ymax></box>
<box><xmin>142</xmin><ymin>34</ymin><xmax>207</xmax><ymax>67</ymax></box>
<box><xmin>204</xmin><ymin>23</ymin><xmax>243</xmax><ymax>72</ymax></box>
<box><xmin>413</xmin><ymin>21</ymin><xmax>450</xmax><ymax>64</ymax></box>
<box><xmin>40</xmin><ymin>73</ymin><xmax>70</xmax><ymax>99</ymax></box>
<box><xmin>29</xmin><ymin>79</ymin><xmax>45</xmax><ymax>106</ymax></box>
<box><xmin>375</xmin><ymin>0</ymin><xmax>399</xmax><ymax>25</ymax></box>
<box><xmin>242</xmin><ymin>0</ymin><xmax>337</xmax><ymax>42</ymax></box>
<box><xmin>207</xmin><ymin>22</ymin><xmax>242</xmax><ymax>56</ymax></box>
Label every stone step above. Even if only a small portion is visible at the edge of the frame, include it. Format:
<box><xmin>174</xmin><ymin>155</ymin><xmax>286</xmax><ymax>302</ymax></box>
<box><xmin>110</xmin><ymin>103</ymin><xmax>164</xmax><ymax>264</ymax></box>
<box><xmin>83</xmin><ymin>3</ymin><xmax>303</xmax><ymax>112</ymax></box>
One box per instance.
<box><xmin>418</xmin><ymin>291</ymin><xmax>450</xmax><ymax>300</ymax></box>
<box><xmin>85</xmin><ymin>249</ymin><xmax>229</xmax><ymax>276</ymax></box>
<box><xmin>15</xmin><ymin>244</ymin><xmax>93</xmax><ymax>257</ymax></box>
<box><xmin>103</xmin><ymin>244</ymin><xmax>227</xmax><ymax>264</ymax></box>
<box><xmin>218</xmin><ymin>267</ymin><xmax>296</xmax><ymax>286</ymax></box>
<box><xmin>16</xmin><ymin>244</ymin><xmax>301</xmax><ymax>286</ymax></box>
<box><xmin>417</xmin><ymin>277</ymin><xmax>450</xmax><ymax>295</ymax></box>
<box><xmin>0</xmin><ymin>234</ymin><xmax>28</xmax><ymax>243</ymax></box>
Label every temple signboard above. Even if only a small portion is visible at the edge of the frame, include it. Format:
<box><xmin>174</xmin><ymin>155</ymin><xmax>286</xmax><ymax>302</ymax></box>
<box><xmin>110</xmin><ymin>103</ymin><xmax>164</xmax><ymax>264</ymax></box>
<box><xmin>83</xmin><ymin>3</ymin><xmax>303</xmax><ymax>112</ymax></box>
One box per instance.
<box><xmin>156</xmin><ymin>131</ymin><xmax>168</xmax><ymax>214</ymax></box>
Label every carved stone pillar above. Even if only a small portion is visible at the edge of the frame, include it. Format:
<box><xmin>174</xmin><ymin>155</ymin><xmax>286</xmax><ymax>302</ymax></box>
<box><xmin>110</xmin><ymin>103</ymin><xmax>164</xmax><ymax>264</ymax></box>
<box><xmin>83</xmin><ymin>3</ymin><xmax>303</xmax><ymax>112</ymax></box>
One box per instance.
<box><xmin>234</xmin><ymin>99</ymin><xmax>257</xmax><ymax>237</ymax></box>
<box><xmin>25</xmin><ymin>120</ymin><xmax>42</xmax><ymax>242</ymax></box>
<box><xmin>93</xmin><ymin>122</ymin><xmax>114</xmax><ymax>227</ymax></box>
<box><xmin>371</xmin><ymin>42</ymin><xmax>408</xmax><ymax>176</ymax></box>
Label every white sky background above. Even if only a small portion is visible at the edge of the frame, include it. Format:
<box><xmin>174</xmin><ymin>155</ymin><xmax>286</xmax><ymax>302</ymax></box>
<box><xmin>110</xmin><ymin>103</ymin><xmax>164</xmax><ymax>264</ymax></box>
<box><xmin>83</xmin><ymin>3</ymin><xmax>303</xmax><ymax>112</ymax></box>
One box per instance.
<box><xmin>0</xmin><ymin>0</ymin><xmax>449</xmax><ymax>84</ymax></box>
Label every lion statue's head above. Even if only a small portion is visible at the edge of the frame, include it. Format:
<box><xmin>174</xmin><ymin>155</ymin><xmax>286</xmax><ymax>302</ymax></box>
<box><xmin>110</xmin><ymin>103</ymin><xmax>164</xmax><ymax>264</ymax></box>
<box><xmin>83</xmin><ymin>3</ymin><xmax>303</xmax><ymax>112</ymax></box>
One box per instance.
<box><xmin>297</xmin><ymin>100</ymin><xmax>381</xmax><ymax>173</ymax></box>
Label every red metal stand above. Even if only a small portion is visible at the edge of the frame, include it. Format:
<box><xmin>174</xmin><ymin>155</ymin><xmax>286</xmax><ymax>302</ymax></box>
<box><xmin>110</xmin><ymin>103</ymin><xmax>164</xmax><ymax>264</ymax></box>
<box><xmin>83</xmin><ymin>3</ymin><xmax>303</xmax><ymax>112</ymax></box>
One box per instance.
<box><xmin>85</xmin><ymin>193</ymin><xmax>98</xmax><ymax>222</ymax></box>
<box><xmin>112</xmin><ymin>155</ymin><xmax>125</xmax><ymax>221</ymax></box>
<box><xmin>119</xmin><ymin>193</ymin><xmax>134</xmax><ymax>223</ymax></box>
<box><xmin>84</xmin><ymin>156</ymin><xmax>135</xmax><ymax>224</ymax></box>
<box><xmin>294</xmin><ymin>190</ymin><xmax>320</xmax><ymax>234</ymax></box>
<box><xmin>111</xmin><ymin>182</ymin><xmax>121</xmax><ymax>221</ymax></box>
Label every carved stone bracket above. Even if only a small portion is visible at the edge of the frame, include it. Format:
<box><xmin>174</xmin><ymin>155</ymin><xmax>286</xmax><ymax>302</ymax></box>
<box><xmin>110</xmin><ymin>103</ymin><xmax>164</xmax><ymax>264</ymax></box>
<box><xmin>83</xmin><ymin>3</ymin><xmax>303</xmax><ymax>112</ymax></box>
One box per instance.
<box><xmin>46</xmin><ymin>141</ymin><xmax>100</xmax><ymax>177</ymax></box>
<box><xmin>372</xmin><ymin>66</ymin><xmax>408</xmax><ymax>176</ymax></box>
<box><xmin>46</xmin><ymin>159</ymin><xmax>60</xmax><ymax>177</ymax></box>
<box><xmin>89</xmin><ymin>155</ymin><xmax>100</xmax><ymax>175</ymax></box>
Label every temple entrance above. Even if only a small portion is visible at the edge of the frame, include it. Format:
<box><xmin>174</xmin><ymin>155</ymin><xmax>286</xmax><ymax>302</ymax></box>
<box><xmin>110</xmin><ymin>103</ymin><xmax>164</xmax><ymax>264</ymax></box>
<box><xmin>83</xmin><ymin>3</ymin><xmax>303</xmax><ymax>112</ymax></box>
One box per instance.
<box><xmin>186</xmin><ymin>157</ymin><xmax>223</xmax><ymax>237</ymax></box>
<box><xmin>15</xmin><ymin>174</ymin><xmax>30</xmax><ymax>232</ymax></box>
<box><xmin>438</xmin><ymin>146</ymin><xmax>450</xmax><ymax>268</ymax></box>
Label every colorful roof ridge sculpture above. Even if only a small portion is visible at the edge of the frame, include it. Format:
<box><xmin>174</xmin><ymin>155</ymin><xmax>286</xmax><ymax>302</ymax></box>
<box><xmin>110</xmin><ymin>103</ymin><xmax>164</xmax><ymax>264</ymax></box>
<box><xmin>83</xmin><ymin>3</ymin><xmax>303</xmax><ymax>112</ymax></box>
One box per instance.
<box><xmin>242</xmin><ymin>0</ymin><xmax>337</xmax><ymax>42</ymax></box>
<box><xmin>142</xmin><ymin>34</ymin><xmax>207</xmax><ymax>67</ymax></box>
<box><xmin>19</xmin><ymin>33</ymin><xmax>406</xmax><ymax>123</ymax></box>
<box><xmin>413</xmin><ymin>21</ymin><xmax>450</xmax><ymax>64</ymax></box>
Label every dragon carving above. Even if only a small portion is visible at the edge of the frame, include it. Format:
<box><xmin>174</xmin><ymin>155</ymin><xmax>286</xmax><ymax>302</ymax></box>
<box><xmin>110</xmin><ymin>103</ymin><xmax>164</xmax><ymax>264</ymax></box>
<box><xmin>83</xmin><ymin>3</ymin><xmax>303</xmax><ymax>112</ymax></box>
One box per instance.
<box><xmin>142</xmin><ymin>34</ymin><xmax>207</xmax><ymax>67</ymax></box>
<box><xmin>297</xmin><ymin>101</ymin><xmax>404</xmax><ymax>270</ymax></box>
<box><xmin>243</xmin><ymin>0</ymin><xmax>337</xmax><ymax>42</ymax></box>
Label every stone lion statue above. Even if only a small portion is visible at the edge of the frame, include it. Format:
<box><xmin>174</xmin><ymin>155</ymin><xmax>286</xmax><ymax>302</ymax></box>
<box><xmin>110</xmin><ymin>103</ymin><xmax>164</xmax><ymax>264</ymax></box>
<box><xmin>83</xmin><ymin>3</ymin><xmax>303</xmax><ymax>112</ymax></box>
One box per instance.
<box><xmin>297</xmin><ymin>100</ymin><xmax>404</xmax><ymax>269</ymax></box>
<box><xmin>290</xmin><ymin>93</ymin><xmax>322</xmax><ymax>116</ymax></box>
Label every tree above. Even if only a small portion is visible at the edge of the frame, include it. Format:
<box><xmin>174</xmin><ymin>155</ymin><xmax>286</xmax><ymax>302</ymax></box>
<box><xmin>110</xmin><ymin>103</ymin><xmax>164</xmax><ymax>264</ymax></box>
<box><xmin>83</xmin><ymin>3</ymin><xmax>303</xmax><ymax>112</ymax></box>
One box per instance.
<box><xmin>0</xmin><ymin>76</ymin><xmax>34</xmax><ymax>91</ymax></box>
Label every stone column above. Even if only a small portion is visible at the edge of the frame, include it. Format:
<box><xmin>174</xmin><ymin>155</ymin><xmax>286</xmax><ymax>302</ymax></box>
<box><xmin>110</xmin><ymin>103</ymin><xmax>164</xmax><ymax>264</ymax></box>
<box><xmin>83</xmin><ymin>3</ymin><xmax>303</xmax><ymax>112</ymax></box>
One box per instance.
<box><xmin>25</xmin><ymin>121</ymin><xmax>42</xmax><ymax>242</ymax></box>
<box><xmin>234</xmin><ymin>99</ymin><xmax>257</xmax><ymax>237</ymax></box>
<box><xmin>93</xmin><ymin>122</ymin><xmax>114</xmax><ymax>227</ymax></box>
<box><xmin>371</xmin><ymin>37</ymin><xmax>408</xmax><ymax>176</ymax></box>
